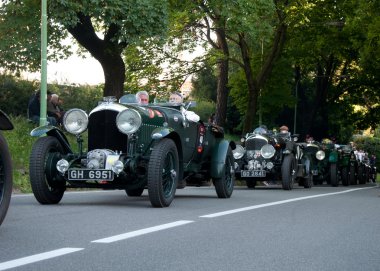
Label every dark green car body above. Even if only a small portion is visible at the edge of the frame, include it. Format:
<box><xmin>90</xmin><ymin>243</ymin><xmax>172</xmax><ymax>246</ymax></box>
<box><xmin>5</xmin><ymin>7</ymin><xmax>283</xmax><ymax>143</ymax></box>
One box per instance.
<box><xmin>29</xmin><ymin>97</ymin><xmax>235</xmax><ymax>207</ymax></box>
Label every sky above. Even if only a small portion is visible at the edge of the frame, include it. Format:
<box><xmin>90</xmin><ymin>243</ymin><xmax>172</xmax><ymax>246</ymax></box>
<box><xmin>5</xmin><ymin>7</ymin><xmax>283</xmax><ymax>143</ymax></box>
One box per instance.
<box><xmin>23</xmin><ymin>53</ymin><xmax>104</xmax><ymax>86</ymax></box>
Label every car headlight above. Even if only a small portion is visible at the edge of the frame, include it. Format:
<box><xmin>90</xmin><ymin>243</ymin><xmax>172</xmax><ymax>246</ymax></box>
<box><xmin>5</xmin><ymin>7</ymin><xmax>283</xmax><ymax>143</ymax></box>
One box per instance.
<box><xmin>63</xmin><ymin>109</ymin><xmax>88</xmax><ymax>135</ymax></box>
<box><xmin>316</xmin><ymin>150</ymin><xmax>326</xmax><ymax>160</ymax></box>
<box><xmin>233</xmin><ymin>145</ymin><xmax>245</xmax><ymax>160</ymax></box>
<box><xmin>261</xmin><ymin>144</ymin><xmax>275</xmax><ymax>159</ymax></box>
<box><xmin>116</xmin><ymin>109</ymin><xmax>142</xmax><ymax>134</ymax></box>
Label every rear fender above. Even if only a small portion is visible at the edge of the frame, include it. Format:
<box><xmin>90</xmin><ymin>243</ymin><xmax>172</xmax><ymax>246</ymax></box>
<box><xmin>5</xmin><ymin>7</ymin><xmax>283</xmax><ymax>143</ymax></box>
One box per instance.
<box><xmin>211</xmin><ymin>139</ymin><xmax>232</xmax><ymax>178</ymax></box>
<box><xmin>30</xmin><ymin>126</ymin><xmax>72</xmax><ymax>154</ymax></box>
<box><xmin>0</xmin><ymin>110</ymin><xmax>13</xmax><ymax>130</ymax></box>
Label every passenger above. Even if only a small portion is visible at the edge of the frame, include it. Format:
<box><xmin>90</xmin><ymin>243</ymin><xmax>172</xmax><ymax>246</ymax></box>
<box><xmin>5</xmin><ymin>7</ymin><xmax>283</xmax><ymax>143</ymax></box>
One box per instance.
<box><xmin>169</xmin><ymin>92</ymin><xmax>183</xmax><ymax>104</ymax></box>
<box><xmin>136</xmin><ymin>91</ymin><xmax>149</xmax><ymax>105</ymax></box>
<box><xmin>28</xmin><ymin>90</ymin><xmax>57</xmax><ymax>126</ymax></box>
<box><xmin>47</xmin><ymin>94</ymin><xmax>65</xmax><ymax>125</ymax></box>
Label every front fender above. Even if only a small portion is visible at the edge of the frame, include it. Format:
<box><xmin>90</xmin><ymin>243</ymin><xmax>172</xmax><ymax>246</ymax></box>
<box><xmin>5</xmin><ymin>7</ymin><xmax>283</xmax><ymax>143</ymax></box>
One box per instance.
<box><xmin>329</xmin><ymin>151</ymin><xmax>338</xmax><ymax>163</ymax></box>
<box><xmin>0</xmin><ymin>110</ymin><xmax>13</xmax><ymax>130</ymax></box>
<box><xmin>30</xmin><ymin>126</ymin><xmax>72</xmax><ymax>154</ymax></box>
<box><xmin>151</xmin><ymin>127</ymin><xmax>174</xmax><ymax>140</ymax></box>
<box><xmin>211</xmin><ymin>139</ymin><xmax>231</xmax><ymax>178</ymax></box>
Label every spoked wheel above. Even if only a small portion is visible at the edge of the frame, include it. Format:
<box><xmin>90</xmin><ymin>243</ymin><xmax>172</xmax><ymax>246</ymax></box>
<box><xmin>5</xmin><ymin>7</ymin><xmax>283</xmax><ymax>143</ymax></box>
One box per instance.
<box><xmin>147</xmin><ymin>139</ymin><xmax>179</xmax><ymax>207</ymax></box>
<box><xmin>330</xmin><ymin>163</ymin><xmax>338</xmax><ymax>187</ymax></box>
<box><xmin>303</xmin><ymin>174</ymin><xmax>313</xmax><ymax>189</ymax></box>
<box><xmin>349</xmin><ymin>165</ymin><xmax>356</xmax><ymax>185</ymax></box>
<box><xmin>281</xmin><ymin>154</ymin><xmax>296</xmax><ymax>190</ymax></box>
<box><xmin>213</xmin><ymin>147</ymin><xmax>234</xmax><ymax>198</ymax></box>
<box><xmin>0</xmin><ymin>133</ymin><xmax>12</xmax><ymax>226</ymax></box>
<box><xmin>358</xmin><ymin>165</ymin><xmax>365</xmax><ymax>184</ymax></box>
<box><xmin>29</xmin><ymin>136</ymin><xmax>66</xmax><ymax>204</ymax></box>
<box><xmin>125</xmin><ymin>188</ymin><xmax>144</xmax><ymax>197</ymax></box>
<box><xmin>341</xmin><ymin>167</ymin><xmax>349</xmax><ymax>186</ymax></box>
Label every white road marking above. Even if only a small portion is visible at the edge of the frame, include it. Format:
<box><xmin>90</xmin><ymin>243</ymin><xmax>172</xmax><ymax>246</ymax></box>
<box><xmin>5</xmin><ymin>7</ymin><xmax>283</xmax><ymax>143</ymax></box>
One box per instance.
<box><xmin>200</xmin><ymin>187</ymin><xmax>375</xmax><ymax>218</ymax></box>
<box><xmin>92</xmin><ymin>220</ymin><xmax>194</xmax><ymax>243</ymax></box>
<box><xmin>0</xmin><ymin>248</ymin><xmax>84</xmax><ymax>271</ymax></box>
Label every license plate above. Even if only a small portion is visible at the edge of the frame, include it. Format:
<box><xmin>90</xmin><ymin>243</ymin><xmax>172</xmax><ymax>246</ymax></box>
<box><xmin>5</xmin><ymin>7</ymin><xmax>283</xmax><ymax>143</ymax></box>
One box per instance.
<box><xmin>68</xmin><ymin>169</ymin><xmax>114</xmax><ymax>181</ymax></box>
<box><xmin>241</xmin><ymin>170</ymin><xmax>266</xmax><ymax>178</ymax></box>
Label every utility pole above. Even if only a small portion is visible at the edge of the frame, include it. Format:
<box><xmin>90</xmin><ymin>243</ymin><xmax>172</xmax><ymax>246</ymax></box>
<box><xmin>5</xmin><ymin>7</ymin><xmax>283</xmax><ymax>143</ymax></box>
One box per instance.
<box><xmin>40</xmin><ymin>0</ymin><xmax>48</xmax><ymax>126</ymax></box>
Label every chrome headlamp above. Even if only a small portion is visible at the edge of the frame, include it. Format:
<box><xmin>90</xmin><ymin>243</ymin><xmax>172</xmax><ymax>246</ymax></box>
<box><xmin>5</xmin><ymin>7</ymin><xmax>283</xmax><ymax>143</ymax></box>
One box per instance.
<box><xmin>63</xmin><ymin>109</ymin><xmax>88</xmax><ymax>135</ymax></box>
<box><xmin>261</xmin><ymin>144</ymin><xmax>276</xmax><ymax>159</ymax></box>
<box><xmin>316</xmin><ymin>150</ymin><xmax>326</xmax><ymax>160</ymax></box>
<box><xmin>233</xmin><ymin>145</ymin><xmax>246</xmax><ymax>160</ymax></box>
<box><xmin>116</xmin><ymin>109</ymin><xmax>142</xmax><ymax>134</ymax></box>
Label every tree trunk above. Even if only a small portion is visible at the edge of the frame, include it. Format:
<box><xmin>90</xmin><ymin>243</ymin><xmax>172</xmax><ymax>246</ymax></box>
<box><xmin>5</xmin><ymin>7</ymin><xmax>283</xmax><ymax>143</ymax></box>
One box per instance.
<box><xmin>306</xmin><ymin>55</ymin><xmax>336</xmax><ymax>135</ymax></box>
<box><xmin>66</xmin><ymin>14</ymin><xmax>126</xmax><ymax>98</ymax></box>
<box><xmin>239</xmin><ymin>34</ymin><xmax>259</xmax><ymax>134</ymax></box>
<box><xmin>214</xmin><ymin>28</ymin><xmax>229</xmax><ymax>127</ymax></box>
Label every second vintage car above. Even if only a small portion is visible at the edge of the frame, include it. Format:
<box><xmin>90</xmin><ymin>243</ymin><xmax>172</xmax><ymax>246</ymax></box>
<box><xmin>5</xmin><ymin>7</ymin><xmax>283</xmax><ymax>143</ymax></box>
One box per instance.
<box><xmin>29</xmin><ymin>96</ymin><xmax>235</xmax><ymax>207</ymax></box>
<box><xmin>233</xmin><ymin>126</ymin><xmax>325</xmax><ymax>190</ymax></box>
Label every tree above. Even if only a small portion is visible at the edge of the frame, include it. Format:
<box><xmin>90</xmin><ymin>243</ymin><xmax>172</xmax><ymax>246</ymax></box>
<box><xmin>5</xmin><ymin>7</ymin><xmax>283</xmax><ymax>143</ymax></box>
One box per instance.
<box><xmin>0</xmin><ymin>0</ymin><xmax>169</xmax><ymax>98</ymax></box>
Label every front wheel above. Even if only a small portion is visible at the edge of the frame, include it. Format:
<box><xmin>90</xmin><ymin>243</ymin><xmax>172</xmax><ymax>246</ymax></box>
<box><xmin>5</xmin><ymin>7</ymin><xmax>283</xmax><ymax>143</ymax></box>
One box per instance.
<box><xmin>341</xmin><ymin>167</ymin><xmax>349</xmax><ymax>186</ymax></box>
<box><xmin>349</xmin><ymin>165</ymin><xmax>356</xmax><ymax>185</ymax></box>
<box><xmin>0</xmin><ymin>133</ymin><xmax>12</xmax><ymax>226</ymax></box>
<box><xmin>147</xmin><ymin>139</ymin><xmax>179</xmax><ymax>207</ymax></box>
<box><xmin>281</xmin><ymin>154</ymin><xmax>296</xmax><ymax>190</ymax></box>
<box><xmin>213</xmin><ymin>147</ymin><xmax>234</xmax><ymax>198</ymax></box>
<box><xmin>358</xmin><ymin>165</ymin><xmax>365</xmax><ymax>184</ymax></box>
<box><xmin>330</xmin><ymin>163</ymin><xmax>338</xmax><ymax>187</ymax></box>
<box><xmin>29</xmin><ymin>136</ymin><xmax>66</xmax><ymax>204</ymax></box>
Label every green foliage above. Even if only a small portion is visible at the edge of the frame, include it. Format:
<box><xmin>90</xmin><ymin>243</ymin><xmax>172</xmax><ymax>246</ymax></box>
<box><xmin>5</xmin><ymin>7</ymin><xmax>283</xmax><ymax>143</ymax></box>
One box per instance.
<box><xmin>191</xmin><ymin>100</ymin><xmax>215</xmax><ymax>123</ymax></box>
<box><xmin>0</xmin><ymin>74</ymin><xmax>37</xmax><ymax>117</ymax></box>
<box><xmin>353</xmin><ymin>136</ymin><xmax>380</xmax><ymax>170</ymax></box>
<box><xmin>0</xmin><ymin>74</ymin><xmax>103</xmax><ymax>117</ymax></box>
<box><xmin>2</xmin><ymin>116</ymin><xmax>35</xmax><ymax>192</ymax></box>
<box><xmin>191</xmin><ymin>64</ymin><xmax>217</xmax><ymax>102</ymax></box>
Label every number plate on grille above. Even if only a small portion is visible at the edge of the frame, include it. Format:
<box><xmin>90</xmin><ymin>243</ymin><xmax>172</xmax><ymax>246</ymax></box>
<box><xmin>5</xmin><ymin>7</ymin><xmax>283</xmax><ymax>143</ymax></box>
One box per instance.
<box><xmin>241</xmin><ymin>170</ymin><xmax>266</xmax><ymax>178</ymax></box>
<box><xmin>68</xmin><ymin>169</ymin><xmax>114</xmax><ymax>181</ymax></box>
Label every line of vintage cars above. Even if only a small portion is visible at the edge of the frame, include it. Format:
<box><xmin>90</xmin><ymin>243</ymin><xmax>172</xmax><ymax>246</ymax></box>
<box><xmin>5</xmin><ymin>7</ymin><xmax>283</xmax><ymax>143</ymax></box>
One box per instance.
<box><xmin>0</xmin><ymin>99</ymin><xmax>378</xmax><ymax>226</ymax></box>
<box><xmin>233</xmin><ymin>126</ymin><xmax>377</xmax><ymax>190</ymax></box>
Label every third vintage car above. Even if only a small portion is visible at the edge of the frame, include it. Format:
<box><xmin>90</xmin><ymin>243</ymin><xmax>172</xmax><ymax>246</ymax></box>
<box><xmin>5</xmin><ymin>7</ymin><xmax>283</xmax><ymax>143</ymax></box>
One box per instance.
<box><xmin>29</xmin><ymin>96</ymin><xmax>235</xmax><ymax>208</ymax></box>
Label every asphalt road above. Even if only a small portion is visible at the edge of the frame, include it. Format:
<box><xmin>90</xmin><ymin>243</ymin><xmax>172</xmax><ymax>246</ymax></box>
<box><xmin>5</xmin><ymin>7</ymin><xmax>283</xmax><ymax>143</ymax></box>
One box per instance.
<box><xmin>0</xmin><ymin>184</ymin><xmax>379</xmax><ymax>271</ymax></box>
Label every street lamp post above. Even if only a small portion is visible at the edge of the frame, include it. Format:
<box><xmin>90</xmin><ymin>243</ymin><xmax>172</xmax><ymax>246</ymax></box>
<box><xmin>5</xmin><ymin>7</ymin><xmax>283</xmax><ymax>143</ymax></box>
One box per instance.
<box><xmin>40</xmin><ymin>0</ymin><xmax>48</xmax><ymax>126</ymax></box>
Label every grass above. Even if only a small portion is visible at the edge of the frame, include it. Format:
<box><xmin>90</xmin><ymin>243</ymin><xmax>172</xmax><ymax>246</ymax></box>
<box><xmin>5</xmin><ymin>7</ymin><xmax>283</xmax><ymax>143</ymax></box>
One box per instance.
<box><xmin>3</xmin><ymin>115</ymin><xmax>82</xmax><ymax>193</ymax></box>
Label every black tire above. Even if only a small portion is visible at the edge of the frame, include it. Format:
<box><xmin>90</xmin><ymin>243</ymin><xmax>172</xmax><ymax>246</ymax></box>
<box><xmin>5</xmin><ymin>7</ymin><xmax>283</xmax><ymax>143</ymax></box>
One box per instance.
<box><xmin>213</xmin><ymin>147</ymin><xmax>234</xmax><ymax>198</ymax></box>
<box><xmin>358</xmin><ymin>166</ymin><xmax>365</xmax><ymax>184</ymax></box>
<box><xmin>341</xmin><ymin>167</ymin><xmax>349</xmax><ymax>186</ymax></box>
<box><xmin>147</xmin><ymin>139</ymin><xmax>179</xmax><ymax>207</ymax></box>
<box><xmin>330</xmin><ymin>163</ymin><xmax>338</xmax><ymax>187</ymax></box>
<box><xmin>281</xmin><ymin>154</ymin><xmax>296</xmax><ymax>190</ymax></box>
<box><xmin>126</xmin><ymin>188</ymin><xmax>144</xmax><ymax>197</ymax></box>
<box><xmin>0</xmin><ymin>133</ymin><xmax>12</xmax><ymax>226</ymax></box>
<box><xmin>246</xmin><ymin>178</ymin><xmax>256</xmax><ymax>189</ymax></box>
<box><xmin>349</xmin><ymin>165</ymin><xmax>356</xmax><ymax>185</ymax></box>
<box><xmin>29</xmin><ymin>136</ymin><xmax>65</xmax><ymax>204</ymax></box>
<box><xmin>303</xmin><ymin>174</ymin><xmax>313</xmax><ymax>189</ymax></box>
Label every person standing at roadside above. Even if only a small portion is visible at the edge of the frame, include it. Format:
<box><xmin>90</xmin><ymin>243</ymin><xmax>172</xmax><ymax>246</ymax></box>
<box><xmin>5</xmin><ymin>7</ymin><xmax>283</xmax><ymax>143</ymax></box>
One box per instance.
<box><xmin>28</xmin><ymin>90</ymin><xmax>57</xmax><ymax>126</ymax></box>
